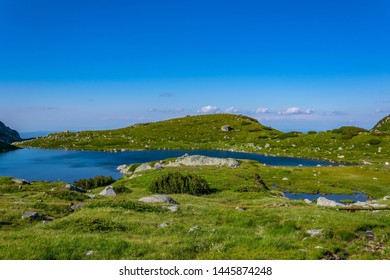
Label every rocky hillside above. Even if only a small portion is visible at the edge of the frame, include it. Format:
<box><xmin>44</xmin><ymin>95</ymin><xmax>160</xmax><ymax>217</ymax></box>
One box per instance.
<box><xmin>0</xmin><ymin>121</ymin><xmax>21</xmax><ymax>144</ymax></box>
<box><xmin>372</xmin><ymin>114</ymin><xmax>390</xmax><ymax>132</ymax></box>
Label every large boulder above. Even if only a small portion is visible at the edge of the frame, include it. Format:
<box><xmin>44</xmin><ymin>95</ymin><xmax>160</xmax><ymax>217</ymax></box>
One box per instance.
<box><xmin>139</xmin><ymin>195</ymin><xmax>179</xmax><ymax>204</ymax></box>
<box><xmin>22</xmin><ymin>211</ymin><xmax>42</xmax><ymax>220</ymax></box>
<box><xmin>316</xmin><ymin>197</ymin><xmax>345</xmax><ymax>207</ymax></box>
<box><xmin>63</xmin><ymin>184</ymin><xmax>86</xmax><ymax>193</ymax></box>
<box><xmin>175</xmin><ymin>155</ymin><xmax>239</xmax><ymax>168</ymax></box>
<box><xmin>12</xmin><ymin>178</ymin><xmax>32</xmax><ymax>185</ymax></box>
<box><xmin>134</xmin><ymin>163</ymin><xmax>153</xmax><ymax>173</ymax></box>
<box><xmin>99</xmin><ymin>186</ymin><xmax>117</xmax><ymax>197</ymax></box>
<box><xmin>221</xmin><ymin>125</ymin><xmax>232</xmax><ymax>132</ymax></box>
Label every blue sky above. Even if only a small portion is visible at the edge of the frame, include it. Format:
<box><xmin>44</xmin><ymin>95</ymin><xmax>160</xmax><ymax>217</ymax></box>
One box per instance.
<box><xmin>0</xmin><ymin>0</ymin><xmax>389</xmax><ymax>133</ymax></box>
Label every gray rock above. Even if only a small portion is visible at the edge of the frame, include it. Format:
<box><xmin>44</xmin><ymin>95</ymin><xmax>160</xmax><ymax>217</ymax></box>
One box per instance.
<box><xmin>304</xmin><ymin>199</ymin><xmax>312</xmax><ymax>204</ymax></box>
<box><xmin>235</xmin><ymin>206</ymin><xmax>246</xmax><ymax>211</ymax></box>
<box><xmin>87</xmin><ymin>195</ymin><xmax>96</xmax><ymax>199</ymax></box>
<box><xmin>70</xmin><ymin>203</ymin><xmax>87</xmax><ymax>211</ymax></box>
<box><xmin>188</xmin><ymin>225</ymin><xmax>201</xmax><ymax>233</ymax></box>
<box><xmin>85</xmin><ymin>250</ymin><xmax>94</xmax><ymax>256</ymax></box>
<box><xmin>99</xmin><ymin>186</ymin><xmax>116</xmax><ymax>197</ymax></box>
<box><xmin>134</xmin><ymin>163</ymin><xmax>152</xmax><ymax>173</ymax></box>
<box><xmin>221</xmin><ymin>125</ymin><xmax>232</xmax><ymax>132</ymax></box>
<box><xmin>63</xmin><ymin>184</ymin><xmax>86</xmax><ymax>193</ymax></box>
<box><xmin>383</xmin><ymin>196</ymin><xmax>390</xmax><ymax>200</ymax></box>
<box><xmin>12</xmin><ymin>178</ymin><xmax>32</xmax><ymax>185</ymax></box>
<box><xmin>158</xmin><ymin>222</ymin><xmax>169</xmax><ymax>228</ymax></box>
<box><xmin>154</xmin><ymin>163</ymin><xmax>163</xmax><ymax>170</ymax></box>
<box><xmin>139</xmin><ymin>195</ymin><xmax>178</xmax><ymax>204</ymax></box>
<box><xmin>306</xmin><ymin>229</ymin><xmax>322</xmax><ymax>237</ymax></box>
<box><xmin>163</xmin><ymin>206</ymin><xmax>179</xmax><ymax>212</ymax></box>
<box><xmin>175</xmin><ymin>155</ymin><xmax>239</xmax><ymax>168</ymax></box>
<box><xmin>316</xmin><ymin>197</ymin><xmax>345</xmax><ymax>207</ymax></box>
<box><xmin>22</xmin><ymin>211</ymin><xmax>41</xmax><ymax>220</ymax></box>
<box><xmin>353</xmin><ymin>201</ymin><xmax>367</xmax><ymax>207</ymax></box>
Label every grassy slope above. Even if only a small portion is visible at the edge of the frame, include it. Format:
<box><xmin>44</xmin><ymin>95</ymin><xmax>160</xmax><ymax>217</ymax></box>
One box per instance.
<box><xmin>15</xmin><ymin>114</ymin><xmax>390</xmax><ymax>164</ymax></box>
<box><xmin>372</xmin><ymin>114</ymin><xmax>390</xmax><ymax>132</ymax></box>
<box><xmin>1</xmin><ymin>160</ymin><xmax>389</xmax><ymax>260</ymax></box>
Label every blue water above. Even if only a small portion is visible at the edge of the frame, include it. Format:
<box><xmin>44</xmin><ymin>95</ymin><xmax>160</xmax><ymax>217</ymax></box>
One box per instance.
<box><xmin>283</xmin><ymin>191</ymin><xmax>369</xmax><ymax>203</ymax></box>
<box><xmin>0</xmin><ymin>148</ymin><xmax>334</xmax><ymax>183</ymax></box>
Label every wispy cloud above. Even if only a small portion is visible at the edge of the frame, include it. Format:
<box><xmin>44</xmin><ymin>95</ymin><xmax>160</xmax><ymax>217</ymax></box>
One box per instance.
<box><xmin>376</xmin><ymin>108</ymin><xmax>390</xmax><ymax>113</ymax></box>
<box><xmin>255</xmin><ymin>107</ymin><xmax>270</xmax><ymax>114</ymax></box>
<box><xmin>278</xmin><ymin>107</ymin><xmax>315</xmax><ymax>115</ymax></box>
<box><xmin>159</xmin><ymin>92</ymin><xmax>175</xmax><ymax>98</ymax></box>
<box><xmin>148</xmin><ymin>108</ymin><xmax>184</xmax><ymax>113</ymax></box>
<box><xmin>322</xmin><ymin>110</ymin><xmax>347</xmax><ymax>116</ymax></box>
<box><xmin>197</xmin><ymin>105</ymin><xmax>220</xmax><ymax>114</ymax></box>
<box><xmin>224</xmin><ymin>107</ymin><xmax>239</xmax><ymax>114</ymax></box>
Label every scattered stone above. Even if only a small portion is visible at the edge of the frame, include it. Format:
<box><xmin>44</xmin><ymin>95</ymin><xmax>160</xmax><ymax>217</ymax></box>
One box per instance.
<box><xmin>235</xmin><ymin>206</ymin><xmax>246</xmax><ymax>211</ymax></box>
<box><xmin>99</xmin><ymin>186</ymin><xmax>116</xmax><ymax>197</ymax></box>
<box><xmin>14</xmin><ymin>200</ymin><xmax>26</xmax><ymax>205</ymax></box>
<box><xmin>362</xmin><ymin>160</ymin><xmax>372</xmax><ymax>165</ymax></box>
<box><xmin>383</xmin><ymin>196</ymin><xmax>390</xmax><ymax>200</ymax></box>
<box><xmin>139</xmin><ymin>195</ymin><xmax>179</xmax><ymax>204</ymax></box>
<box><xmin>306</xmin><ymin>229</ymin><xmax>322</xmax><ymax>237</ymax></box>
<box><xmin>158</xmin><ymin>222</ymin><xmax>169</xmax><ymax>228</ymax></box>
<box><xmin>63</xmin><ymin>184</ymin><xmax>86</xmax><ymax>193</ymax></box>
<box><xmin>365</xmin><ymin>231</ymin><xmax>375</xmax><ymax>241</ymax></box>
<box><xmin>154</xmin><ymin>163</ymin><xmax>163</xmax><ymax>170</ymax></box>
<box><xmin>372</xmin><ymin>177</ymin><xmax>378</xmax><ymax>180</ymax></box>
<box><xmin>304</xmin><ymin>199</ymin><xmax>312</xmax><ymax>204</ymax></box>
<box><xmin>315</xmin><ymin>246</ymin><xmax>324</xmax><ymax>249</ymax></box>
<box><xmin>12</xmin><ymin>178</ymin><xmax>32</xmax><ymax>185</ymax></box>
<box><xmin>163</xmin><ymin>206</ymin><xmax>179</xmax><ymax>212</ymax></box>
<box><xmin>70</xmin><ymin>203</ymin><xmax>87</xmax><ymax>211</ymax></box>
<box><xmin>282</xmin><ymin>177</ymin><xmax>289</xmax><ymax>181</ymax></box>
<box><xmin>188</xmin><ymin>225</ymin><xmax>201</xmax><ymax>233</ymax></box>
<box><xmin>221</xmin><ymin>125</ymin><xmax>232</xmax><ymax>132</ymax></box>
<box><xmin>385</xmin><ymin>162</ymin><xmax>389</xmax><ymax>166</ymax></box>
<box><xmin>87</xmin><ymin>195</ymin><xmax>96</xmax><ymax>199</ymax></box>
<box><xmin>337</xmin><ymin>155</ymin><xmax>345</xmax><ymax>159</ymax></box>
<box><xmin>85</xmin><ymin>250</ymin><xmax>94</xmax><ymax>256</ymax></box>
<box><xmin>134</xmin><ymin>163</ymin><xmax>153</xmax><ymax>173</ymax></box>
<box><xmin>353</xmin><ymin>201</ymin><xmax>367</xmax><ymax>207</ymax></box>
<box><xmin>264</xmin><ymin>143</ymin><xmax>270</xmax><ymax>149</ymax></box>
<box><xmin>22</xmin><ymin>211</ymin><xmax>42</xmax><ymax>220</ymax></box>
<box><xmin>317</xmin><ymin>197</ymin><xmax>345</xmax><ymax>207</ymax></box>
<box><xmin>378</xmin><ymin>147</ymin><xmax>382</xmax><ymax>153</ymax></box>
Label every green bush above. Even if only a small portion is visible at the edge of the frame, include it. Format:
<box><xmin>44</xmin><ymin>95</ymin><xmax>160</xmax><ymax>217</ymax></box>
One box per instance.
<box><xmin>150</xmin><ymin>172</ymin><xmax>211</xmax><ymax>196</ymax></box>
<box><xmin>332</xmin><ymin>126</ymin><xmax>367</xmax><ymax>139</ymax></box>
<box><xmin>73</xmin><ymin>175</ymin><xmax>116</xmax><ymax>190</ymax></box>
<box><xmin>368</xmin><ymin>138</ymin><xmax>381</xmax><ymax>145</ymax></box>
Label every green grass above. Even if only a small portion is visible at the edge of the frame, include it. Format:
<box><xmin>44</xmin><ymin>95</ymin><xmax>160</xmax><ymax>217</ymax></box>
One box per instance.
<box><xmin>15</xmin><ymin>113</ymin><xmax>390</xmax><ymax>164</ymax></box>
<box><xmin>1</xmin><ymin>159</ymin><xmax>389</xmax><ymax>260</ymax></box>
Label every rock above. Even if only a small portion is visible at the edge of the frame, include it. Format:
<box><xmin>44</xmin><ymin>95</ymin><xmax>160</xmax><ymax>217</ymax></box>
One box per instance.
<box><xmin>139</xmin><ymin>195</ymin><xmax>179</xmax><ymax>204</ymax></box>
<box><xmin>70</xmin><ymin>203</ymin><xmax>87</xmax><ymax>211</ymax></box>
<box><xmin>22</xmin><ymin>211</ymin><xmax>42</xmax><ymax>220</ymax></box>
<box><xmin>365</xmin><ymin>231</ymin><xmax>375</xmax><ymax>241</ymax></box>
<box><xmin>87</xmin><ymin>195</ymin><xmax>96</xmax><ymax>199</ymax></box>
<box><xmin>306</xmin><ymin>229</ymin><xmax>322</xmax><ymax>237</ymax></box>
<box><xmin>282</xmin><ymin>177</ymin><xmax>289</xmax><ymax>181</ymax></box>
<box><xmin>264</xmin><ymin>143</ymin><xmax>270</xmax><ymax>148</ymax></box>
<box><xmin>163</xmin><ymin>206</ymin><xmax>179</xmax><ymax>212</ymax></box>
<box><xmin>174</xmin><ymin>155</ymin><xmax>239</xmax><ymax>168</ymax></box>
<box><xmin>134</xmin><ymin>163</ymin><xmax>152</xmax><ymax>173</ymax></box>
<box><xmin>154</xmin><ymin>163</ymin><xmax>163</xmax><ymax>170</ymax></box>
<box><xmin>130</xmin><ymin>174</ymin><xmax>142</xmax><ymax>179</ymax></box>
<box><xmin>221</xmin><ymin>125</ymin><xmax>232</xmax><ymax>132</ymax></box>
<box><xmin>315</xmin><ymin>246</ymin><xmax>324</xmax><ymax>249</ymax></box>
<box><xmin>304</xmin><ymin>199</ymin><xmax>312</xmax><ymax>204</ymax></box>
<box><xmin>188</xmin><ymin>225</ymin><xmax>201</xmax><ymax>233</ymax></box>
<box><xmin>12</xmin><ymin>178</ymin><xmax>32</xmax><ymax>185</ymax></box>
<box><xmin>378</xmin><ymin>147</ymin><xmax>382</xmax><ymax>153</ymax></box>
<box><xmin>117</xmin><ymin>164</ymin><xmax>130</xmax><ymax>174</ymax></box>
<box><xmin>158</xmin><ymin>222</ymin><xmax>169</xmax><ymax>228</ymax></box>
<box><xmin>316</xmin><ymin>197</ymin><xmax>345</xmax><ymax>207</ymax></box>
<box><xmin>385</xmin><ymin>162</ymin><xmax>389</xmax><ymax>166</ymax></box>
<box><xmin>235</xmin><ymin>206</ymin><xmax>246</xmax><ymax>211</ymax></box>
<box><xmin>99</xmin><ymin>186</ymin><xmax>116</xmax><ymax>197</ymax></box>
<box><xmin>63</xmin><ymin>184</ymin><xmax>86</xmax><ymax>193</ymax></box>
<box><xmin>383</xmin><ymin>196</ymin><xmax>390</xmax><ymax>200</ymax></box>
<box><xmin>85</xmin><ymin>250</ymin><xmax>94</xmax><ymax>256</ymax></box>
<box><xmin>353</xmin><ymin>201</ymin><xmax>367</xmax><ymax>207</ymax></box>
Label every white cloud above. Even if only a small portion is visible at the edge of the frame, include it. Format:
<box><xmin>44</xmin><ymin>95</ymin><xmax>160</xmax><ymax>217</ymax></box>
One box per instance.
<box><xmin>148</xmin><ymin>108</ymin><xmax>184</xmax><ymax>113</ymax></box>
<box><xmin>197</xmin><ymin>105</ymin><xmax>220</xmax><ymax>114</ymax></box>
<box><xmin>376</xmin><ymin>108</ymin><xmax>390</xmax><ymax>113</ymax></box>
<box><xmin>279</xmin><ymin>107</ymin><xmax>315</xmax><ymax>115</ymax></box>
<box><xmin>224</xmin><ymin>107</ymin><xmax>238</xmax><ymax>113</ymax></box>
<box><xmin>255</xmin><ymin>107</ymin><xmax>270</xmax><ymax>114</ymax></box>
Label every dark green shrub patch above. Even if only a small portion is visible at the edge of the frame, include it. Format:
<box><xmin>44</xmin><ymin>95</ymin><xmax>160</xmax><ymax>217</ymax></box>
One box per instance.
<box><xmin>150</xmin><ymin>172</ymin><xmax>211</xmax><ymax>195</ymax></box>
<box><xmin>88</xmin><ymin>200</ymin><xmax>163</xmax><ymax>213</ymax></box>
<box><xmin>73</xmin><ymin>176</ymin><xmax>116</xmax><ymax>190</ymax></box>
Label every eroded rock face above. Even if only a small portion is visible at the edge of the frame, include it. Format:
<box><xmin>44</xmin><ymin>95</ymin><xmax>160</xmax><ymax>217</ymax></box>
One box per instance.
<box><xmin>0</xmin><ymin>121</ymin><xmax>21</xmax><ymax>144</ymax></box>
<box><xmin>139</xmin><ymin>195</ymin><xmax>178</xmax><ymax>204</ymax></box>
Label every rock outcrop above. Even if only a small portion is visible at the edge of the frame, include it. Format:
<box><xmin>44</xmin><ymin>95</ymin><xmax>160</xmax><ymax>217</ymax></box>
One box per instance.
<box><xmin>99</xmin><ymin>186</ymin><xmax>116</xmax><ymax>197</ymax></box>
<box><xmin>174</xmin><ymin>154</ymin><xmax>240</xmax><ymax>168</ymax></box>
<box><xmin>0</xmin><ymin>121</ymin><xmax>21</xmax><ymax>144</ymax></box>
<box><xmin>316</xmin><ymin>197</ymin><xmax>345</xmax><ymax>207</ymax></box>
<box><xmin>139</xmin><ymin>195</ymin><xmax>178</xmax><ymax>204</ymax></box>
<box><xmin>371</xmin><ymin>114</ymin><xmax>390</xmax><ymax>132</ymax></box>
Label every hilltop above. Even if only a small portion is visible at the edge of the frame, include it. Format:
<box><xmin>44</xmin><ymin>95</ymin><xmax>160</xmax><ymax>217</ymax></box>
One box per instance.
<box><xmin>16</xmin><ymin>113</ymin><xmax>390</xmax><ymax>164</ymax></box>
<box><xmin>372</xmin><ymin>114</ymin><xmax>390</xmax><ymax>132</ymax></box>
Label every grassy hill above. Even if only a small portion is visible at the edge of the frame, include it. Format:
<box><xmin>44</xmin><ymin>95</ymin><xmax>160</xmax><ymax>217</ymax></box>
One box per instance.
<box><xmin>372</xmin><ymin>114</ymin><xmax>390</xmax><ymax>132</ymax></box>
<box><xmin>15</xmin><ymin>113</ymin><xmax>390</xmax><ymax>164</ymax></box>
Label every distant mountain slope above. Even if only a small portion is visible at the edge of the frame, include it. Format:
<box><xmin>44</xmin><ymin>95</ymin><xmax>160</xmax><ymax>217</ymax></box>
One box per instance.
<box><xmin>372</xmin><ymin>114</ymin><xmax>390</xmax><ymax>132</ymax></box>
<box><xmin>0</xmin><ymin>121</ymin><xmax>22</xmax><ymax>144</ymax></box>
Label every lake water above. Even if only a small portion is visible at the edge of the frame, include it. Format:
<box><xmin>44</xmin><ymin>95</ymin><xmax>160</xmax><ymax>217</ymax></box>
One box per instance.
<box><xmin>0</xmin><ymin>148</ymin><xmax>334</xmax><ymax>183</ymax></box>
<box><xmin>283</xmin><ymin>191</ymin><xmax>369</xmax><ymax>203</ymax></box>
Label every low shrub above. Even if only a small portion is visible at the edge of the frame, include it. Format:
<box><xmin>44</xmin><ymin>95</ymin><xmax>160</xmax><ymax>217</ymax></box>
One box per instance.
<box><xmin>73</xmin><ymin>176</ymin><xmax>116</xmax><ymax>190</ymax></box>
<box><xmin>149</xmin><ymin>172</ymin><xmax>211</xmax><ymax>196</ymax></box>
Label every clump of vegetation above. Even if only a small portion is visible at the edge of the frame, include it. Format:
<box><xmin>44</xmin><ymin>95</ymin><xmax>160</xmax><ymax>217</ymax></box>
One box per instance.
<box><xmin>278</xmin><ymin>131</ymin><xmax>301</xmax><ymax>139</ymax></box>
<box><xmin>88</xmin><ymin>200</ymin><xmax>163</xmax><ymax>212</ymax></box>
<box><xmin>332</xmin><ymin>126</ymin><xmax>368</xmax><ymax>139</ymax></box>
<box><xmin>112</xmin><ymin>185</ymin><xmax>132</xmax><ymax>194</ymax></box>
<box><xmin>368</xmin><ymin>138</ymin><xmax>381</xmax><ymax>145</ymax></box>
<box><xmin>49</xmin><ymin>190</ymin><xmax>86</xmax><ymax>201</ymax></box>
<box><xmin>73</xmin><ymin>175</ymin><xmax>116</xmax><ymax>190</ymax></box>
<box><xmin>150</xmin><ymin>172</ymin><xmax>211</xmax><ymax>195</ymax></box>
